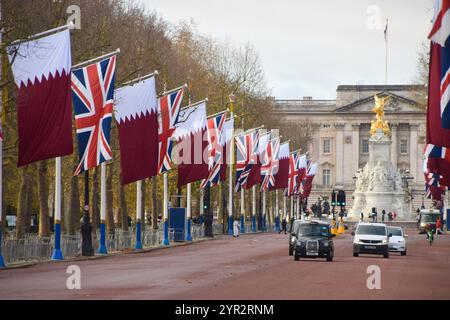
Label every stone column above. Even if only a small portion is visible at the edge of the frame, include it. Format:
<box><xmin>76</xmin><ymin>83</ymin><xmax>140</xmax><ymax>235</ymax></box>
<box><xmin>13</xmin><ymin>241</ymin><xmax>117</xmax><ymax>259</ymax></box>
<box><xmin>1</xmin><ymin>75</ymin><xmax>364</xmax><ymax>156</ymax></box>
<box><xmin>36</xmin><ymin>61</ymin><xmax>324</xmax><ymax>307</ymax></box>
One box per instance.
<box><xmin>409</xmin><ymin>124</ymin><xmax>419</xmax><ymax>182</ymax></box>
<box><xmin>390</xmin><ymin>122</ymin><xmax>398</xmax><ymax>167</ymax></box>
<box><xmin>351</xmin><ymin>123</ymin><xmax>360</xmax><ymax>175</ymax></box>
<box><xmin>334</xmin><ymin>123</ymin><xmax>345</xmax><ymax>186</ymax></box>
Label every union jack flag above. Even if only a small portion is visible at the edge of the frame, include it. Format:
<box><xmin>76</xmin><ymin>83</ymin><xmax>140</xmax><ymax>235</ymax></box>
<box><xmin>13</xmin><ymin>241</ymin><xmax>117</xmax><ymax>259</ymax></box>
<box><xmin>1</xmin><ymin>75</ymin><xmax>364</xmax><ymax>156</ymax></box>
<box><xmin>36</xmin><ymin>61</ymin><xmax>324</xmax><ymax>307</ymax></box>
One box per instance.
<box><xmin>72</xmin><ymin>56</ymin><xmax>116</xmax><ymax>175</ymax></box>
<box><xmin>285</xmin><ymin>153</ymin><xmax>299</xmax><ymax>197</ymax></box>
<box><xmin>260</xmin><ymin>138</ymin><xmax>280</xmax><ymax>191</ymax></box>
<box><xmin>235</xmin><ymin>130</ymin><xmax>260</xmax><ymax>192</ymax></box>
<box><xmin>425</xmin><ymin>171</ymin><xmax>446</xmax><ymax>199</ymax></box>
<box><xmin>157</xmin><ymin>88</ymin><xmax>184</xmax><ymax>174</ymax></box>
<box><xmin>200</xmin><ymin>112</ymin><xmax>227</xmax><ymax>188</ymax></box>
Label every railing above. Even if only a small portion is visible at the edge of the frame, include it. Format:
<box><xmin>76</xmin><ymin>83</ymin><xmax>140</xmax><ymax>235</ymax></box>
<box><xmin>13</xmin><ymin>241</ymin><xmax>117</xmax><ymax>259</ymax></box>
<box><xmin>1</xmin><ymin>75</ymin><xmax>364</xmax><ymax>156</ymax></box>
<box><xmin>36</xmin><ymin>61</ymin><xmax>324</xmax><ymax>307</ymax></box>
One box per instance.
<box><xmin>1</xmin><ymin>225</ymin><xmax>205</xmax><ymax>265</ymax></box>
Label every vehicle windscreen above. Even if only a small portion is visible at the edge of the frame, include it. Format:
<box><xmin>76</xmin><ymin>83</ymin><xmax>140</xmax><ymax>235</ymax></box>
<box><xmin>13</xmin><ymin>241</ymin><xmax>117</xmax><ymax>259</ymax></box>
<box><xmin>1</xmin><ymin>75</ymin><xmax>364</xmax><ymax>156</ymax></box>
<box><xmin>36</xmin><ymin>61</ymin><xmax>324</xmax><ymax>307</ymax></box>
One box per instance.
<box><xmin>297</xmin><ymin>224</ymin><xmax>329</xmax><ymax>237</ymax></box>
<box><xmin>293</xmin><ymin>222</ymin><xmax>302</xmax><ymax>234</ymax></box>
<box><xmin>356</xmin><ymin>225</ymin><xmax>387</xmax><ymax>236</ymax></box>
<box><xmin>421</xmin><ymin>214</ymin><xmax>439</xmax><ymax>223</ymax></box>
<box><xmin>388</xmin><ymin>227</ymin><xmax>402</xmax><ymax>236</ymax></box>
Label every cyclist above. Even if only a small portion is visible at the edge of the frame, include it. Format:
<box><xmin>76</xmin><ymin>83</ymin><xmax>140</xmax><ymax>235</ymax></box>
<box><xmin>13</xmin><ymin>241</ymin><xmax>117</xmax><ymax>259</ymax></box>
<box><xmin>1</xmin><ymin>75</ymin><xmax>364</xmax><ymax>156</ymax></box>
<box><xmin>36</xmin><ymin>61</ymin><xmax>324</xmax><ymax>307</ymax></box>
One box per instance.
<box><xmin>424</xmin><ymin>223</ymin><xmax>435</xmax><ymax>244</ymax></box>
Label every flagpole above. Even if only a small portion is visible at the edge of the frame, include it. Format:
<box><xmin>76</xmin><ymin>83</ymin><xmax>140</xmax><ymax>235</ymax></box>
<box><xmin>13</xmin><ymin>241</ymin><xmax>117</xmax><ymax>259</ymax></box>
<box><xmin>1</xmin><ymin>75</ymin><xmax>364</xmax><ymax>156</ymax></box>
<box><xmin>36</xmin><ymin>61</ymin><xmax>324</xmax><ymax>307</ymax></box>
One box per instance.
<box><xmin>98</xmin><ymin>162</ymin><xmax>107</xmax><ymax>254</ymax></box>
<box><xmin>0</xmin><ymin>135</ymin><xmax>3</xmax><ymax>267</ymax></box>
<box><xmin>51</xmin><ymin>157</ymin><xmax>63</xmax><ymax>260</ymax></box>
<box><xmin>186</xmin><ymin>92</ymin><xmax>193</xmax><ymax>242</ymax></box>
<box><xmin>0</xmin><ymin>6</ymin><xmax>5</xmax><ymax>267</ymax></box>
<box><xmin>163</xmin><ymin>172</ymin><xmax>170</xmax><ymax>246</ymax></box>
<box><xmin>385</xmin><ymin>18</ymin><xmax>388</xmax><ymax>85</ymax></box>
<box><xmin>283</xmin><ymin>195</ymin><xmax>287</xmax><ymax>222</ymax></box>
<box><xmin>10</xmin><ymin>23</ymin><xmax>73</xmax><ymax>46</ymax></box>
<box><xmin>72</xmin><ymin>49</ymin><xmax>121</xmax><ymax>71</ymax></box>
<box><xmin>296</xmin><ymin>195</ymin><xmax>300</xmax><ymax>220</ymax></box>
<box><xmin>252</xmin><ymin>186</ymin><xmax>257</xmax><ymax>232</ymax></box>
<box><xmin>289</xmin><ymin>196</ymin><xmax>294</xmax><ymax>223</ymax></box>
<box><xmin>262</xmin><ymin>189</ymin><xmax>267</xmax><ymax>232</ymax></box>
<box><xmin>186</xmin><ymin>182</ymin><xmax>192</xmax><ymax>241</ymax></box>
<box><xmin>228</xmin><ymin>94</ymin><xmax>235</xmax><ymax>236</ymax></box>
<box><xmin>240</xmin><ymin>188</ymin><xmax>245</xmax><ymax>233</ymax></box>
<box><xmin>135</xmin><ymin>180</ymin><xmax>143</xmax><ymax>249</ymax></box>
<box><xmin>275</xmin><ymin>190</ymin><xmax>280</xmax><ymax>232</ymax></box>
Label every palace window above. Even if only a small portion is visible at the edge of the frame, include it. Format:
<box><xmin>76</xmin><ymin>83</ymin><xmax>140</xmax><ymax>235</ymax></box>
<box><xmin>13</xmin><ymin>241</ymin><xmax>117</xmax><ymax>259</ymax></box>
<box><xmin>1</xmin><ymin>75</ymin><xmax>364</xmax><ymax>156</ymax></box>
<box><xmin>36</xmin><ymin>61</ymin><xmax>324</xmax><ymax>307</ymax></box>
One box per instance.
<box><xmin>322</xmin><ymin>169</ymin><xmax>331</xmax><ymax>187</ymax></box>
<box><xmin>400</xmin><ymin>139</ymin><xmax>408</xmax><ymax>154</ymax></box>
<box><xmin>323</xmin><ymin>139</ymin><xmax>331</xmax><ymax>154</ymax></box>
<box><xmin>361</xmin><ymin>139</ymin><xmax>369</xmax><ymax>154</ymax></box>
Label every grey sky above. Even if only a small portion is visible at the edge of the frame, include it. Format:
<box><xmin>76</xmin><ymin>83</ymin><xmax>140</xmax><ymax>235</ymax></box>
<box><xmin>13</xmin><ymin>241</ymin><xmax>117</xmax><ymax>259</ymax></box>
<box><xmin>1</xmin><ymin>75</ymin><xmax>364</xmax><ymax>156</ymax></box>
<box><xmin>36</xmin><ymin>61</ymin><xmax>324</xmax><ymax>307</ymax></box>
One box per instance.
<box><xmin>140</xmin><ymin>0</ymin><xmax>434</xmax><ymax>99</ymax></box>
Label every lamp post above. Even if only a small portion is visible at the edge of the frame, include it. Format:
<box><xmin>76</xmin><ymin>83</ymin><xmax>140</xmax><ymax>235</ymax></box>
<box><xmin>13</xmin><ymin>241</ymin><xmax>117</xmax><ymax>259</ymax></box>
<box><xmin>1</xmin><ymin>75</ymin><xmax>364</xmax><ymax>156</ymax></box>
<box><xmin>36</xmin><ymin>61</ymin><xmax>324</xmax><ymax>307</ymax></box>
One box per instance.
<box><xmin>227</xmin><ymin>93</ymin><xmax>235</xmax><ymax>236</ymax></box>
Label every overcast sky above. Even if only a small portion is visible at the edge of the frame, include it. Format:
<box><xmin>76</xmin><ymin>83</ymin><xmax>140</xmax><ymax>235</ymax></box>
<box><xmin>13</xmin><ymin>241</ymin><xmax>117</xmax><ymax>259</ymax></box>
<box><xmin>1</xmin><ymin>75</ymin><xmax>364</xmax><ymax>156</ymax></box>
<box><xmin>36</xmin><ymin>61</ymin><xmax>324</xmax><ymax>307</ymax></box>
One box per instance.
<box><xmin>140</xmin><ymin>0</ymin><xmax>434</xmax><ymax>99</ymax></box>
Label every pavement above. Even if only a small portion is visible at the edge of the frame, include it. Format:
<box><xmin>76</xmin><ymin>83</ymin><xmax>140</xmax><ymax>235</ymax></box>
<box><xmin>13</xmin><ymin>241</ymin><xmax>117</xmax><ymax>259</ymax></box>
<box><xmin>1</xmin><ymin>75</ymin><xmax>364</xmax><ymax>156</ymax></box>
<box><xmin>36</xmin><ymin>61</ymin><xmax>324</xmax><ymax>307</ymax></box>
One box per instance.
<box><xmin>0</xmin><ymin>227</ymin><xmax>449</xmax><ymax>300</ymax></box>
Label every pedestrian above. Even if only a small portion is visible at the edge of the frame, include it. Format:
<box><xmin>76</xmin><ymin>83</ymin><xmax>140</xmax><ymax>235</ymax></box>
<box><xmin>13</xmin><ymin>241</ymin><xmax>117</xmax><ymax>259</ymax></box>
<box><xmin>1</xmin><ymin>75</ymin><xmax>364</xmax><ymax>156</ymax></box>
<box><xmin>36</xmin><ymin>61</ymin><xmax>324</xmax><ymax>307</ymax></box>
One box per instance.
<box><xmin>233</xmin><ymin>218</ymin><xmax>240</xmax><ymax>238</ymax></box>
<box><xmin>360</xmin><ymin>212</ymin><xmax>364</xmax><ymax>222</ymax></box>
<box><xmin>393</xmin><ymin>212</ymin><xmax>397</xmax><ymax>220</ymax></box>
<box><xmin>388</xmin><ymin>212</ymin><xmax>393</xmax><ymax>221</ymax></box>
<box><xmin>371</xmin><ymin>207</ymin><xmax>377</xmax><ymax>222</ymax></box>
<box><xmin>279</xmin><ymin>218</ymin><xmax>287</xmax><ymax>234</ymax></box>
<box><xmin>382</xmin><ymin>209</ymin><xmax>386</xmax><ymax>222</ymax></box>
<box><xmin>436</xmin><ymin>217</ymin><xmax>442</xmax><ymax>235</ymax></box>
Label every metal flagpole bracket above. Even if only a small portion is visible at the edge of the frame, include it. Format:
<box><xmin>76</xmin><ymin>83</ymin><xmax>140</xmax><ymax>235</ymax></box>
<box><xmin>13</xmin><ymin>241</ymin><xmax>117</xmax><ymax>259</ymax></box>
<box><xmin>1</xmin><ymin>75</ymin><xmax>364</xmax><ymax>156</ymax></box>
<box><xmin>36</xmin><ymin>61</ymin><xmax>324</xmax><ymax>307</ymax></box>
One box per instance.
<box><xmin>119</xmin><ymin>70</ymin><xmax>159</xmax><ymax>88</ymax></box>
<box><xmin>207</xmin><ymin>109</ymin><xmax>228</xmax><ymax>119</ymax></box>
<box><xmin>72</xmin><ymin>49</ymin><xmax>121</xmax><ymax>71</ymax></box>
<box><xmin>10</xmin><ymin>23</ymin><xmax>73</xmax><ymax>46</ymax></box>
<box><xmin>180</xmin><ymin>98</ymin><xmax>208</xmax><ymax>111</ymax></box>
<box><xmin>234</xmin><ymin>125</ymin><xmax>264</xmax><ymax>138</ymax></box>
<box><xmin>160</xmin><ymin>83</ymin><xmax>188</xmax><ymax>97</ymax></box>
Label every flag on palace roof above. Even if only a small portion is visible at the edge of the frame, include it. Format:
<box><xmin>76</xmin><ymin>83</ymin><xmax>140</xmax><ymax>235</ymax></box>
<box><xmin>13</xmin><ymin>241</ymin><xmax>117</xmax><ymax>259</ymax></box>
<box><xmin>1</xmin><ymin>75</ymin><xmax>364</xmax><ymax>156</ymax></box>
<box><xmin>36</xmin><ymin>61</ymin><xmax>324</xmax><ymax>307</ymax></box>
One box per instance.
<box><xmin>8</xmin><ymin>28</ymin><xmax>73</xmax><ymax>166</ymax></box>
<box><xmin>115</xmin><ymin>75</ymin><xmax>159</xmax><ymax>185</ymax></box>
<box><xmin>72</xmin><ymin>56</ymin><xmax>116</xmax><ymax>175</ymax></box>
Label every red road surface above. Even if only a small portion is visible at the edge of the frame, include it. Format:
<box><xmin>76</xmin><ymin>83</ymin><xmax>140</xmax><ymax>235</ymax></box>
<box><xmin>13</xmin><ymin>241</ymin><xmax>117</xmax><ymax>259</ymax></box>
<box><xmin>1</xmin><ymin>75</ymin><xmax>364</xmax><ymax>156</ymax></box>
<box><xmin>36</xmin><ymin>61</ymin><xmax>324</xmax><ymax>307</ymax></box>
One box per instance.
<box><xmin>1</xmin><ymin>228</ymin><xmax>449</xmax><ymax>299</ymax></box>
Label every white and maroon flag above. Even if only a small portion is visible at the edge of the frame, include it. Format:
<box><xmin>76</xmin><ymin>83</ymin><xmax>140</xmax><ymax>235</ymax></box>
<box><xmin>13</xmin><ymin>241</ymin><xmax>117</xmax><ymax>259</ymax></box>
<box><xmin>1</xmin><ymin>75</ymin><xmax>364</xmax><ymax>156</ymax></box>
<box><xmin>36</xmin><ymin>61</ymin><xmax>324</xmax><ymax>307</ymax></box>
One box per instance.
<box><xmin>115</xmin><ymin>76</ymin><xmax>159</xmax><ymax>185</ymax></box>
<box><xmin>8</xmin><ymin>29</ymin><xmax>73</xmax><ymax>166</ymax></box>
<box><xmin>269</xmin><ymin>142</ymin><xmax>289</xmax><ymax>191</ymax></box>
<box><xmin>173</xmin><ymin>101</ymin><xmax>209</xmax><ymax>188</ymax></box>
<box><xmin>219</xmin><ymin>118</ymin><xmax>234</xmax><ymax>182</ymax></box>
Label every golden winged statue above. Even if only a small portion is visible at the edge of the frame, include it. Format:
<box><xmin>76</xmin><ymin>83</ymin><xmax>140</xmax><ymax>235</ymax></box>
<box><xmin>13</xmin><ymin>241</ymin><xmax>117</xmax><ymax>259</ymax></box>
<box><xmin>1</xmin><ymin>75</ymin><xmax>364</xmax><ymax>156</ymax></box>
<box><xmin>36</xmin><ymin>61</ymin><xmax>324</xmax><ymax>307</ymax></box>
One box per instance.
<box><xmin>370</xmin><ymin>94</ymin><xmax>391</xmax><ymax>136</ymax></box>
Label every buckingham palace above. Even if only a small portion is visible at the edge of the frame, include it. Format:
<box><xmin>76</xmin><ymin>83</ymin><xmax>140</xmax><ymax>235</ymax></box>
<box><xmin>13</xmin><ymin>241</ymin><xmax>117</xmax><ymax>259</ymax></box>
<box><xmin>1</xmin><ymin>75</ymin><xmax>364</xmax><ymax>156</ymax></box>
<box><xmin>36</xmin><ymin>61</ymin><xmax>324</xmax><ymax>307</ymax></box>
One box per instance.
<box><xmin>274</xmin><ymin>84</ymin><xmax>429</xmax><ymax>211</ymax></box>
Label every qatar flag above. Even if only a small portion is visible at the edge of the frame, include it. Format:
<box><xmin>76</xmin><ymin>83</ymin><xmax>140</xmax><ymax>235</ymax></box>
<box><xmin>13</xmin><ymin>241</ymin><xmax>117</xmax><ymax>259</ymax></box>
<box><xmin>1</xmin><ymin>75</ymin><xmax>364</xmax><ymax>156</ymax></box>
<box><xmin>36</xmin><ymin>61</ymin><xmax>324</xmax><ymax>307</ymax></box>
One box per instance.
<box><xmin>219</xmin><ymin>118</ymin><xmax>234</xmax><ymax>182</ymax></box>
<box><xmin>8</xmin><ymin>29</ymin><xmax>73</xmax><ymax>166</ymax></box>
<box><xmin>114</xmin><ymin>76</ymin><xmax>159</xmax><ymax>185</ymax></box>
<box><xmin>173</xmin><ymin>102</ymin><xmax>209</xmax><ymax>188</ymax></box>
<box><xmin>244</xmin><ymin>133</ymin><xmax>270</xmax><ymax>190</ymax></box>
<box><xmin>301</xmin><ymin>163</ymin><xmax>318</xmax><ymax>199</ymax></box>
<box><xmin>269</xmin><ymin>142</ymin><xmax>290</xmax><ymax>191</ymax></box>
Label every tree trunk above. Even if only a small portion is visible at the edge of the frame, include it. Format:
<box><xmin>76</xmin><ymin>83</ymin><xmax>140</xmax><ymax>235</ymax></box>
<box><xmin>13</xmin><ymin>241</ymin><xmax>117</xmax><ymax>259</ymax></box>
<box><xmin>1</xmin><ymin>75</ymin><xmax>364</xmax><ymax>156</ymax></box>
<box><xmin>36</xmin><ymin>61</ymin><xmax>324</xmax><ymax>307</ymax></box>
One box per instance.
<box><xmin>119</xmin><ymin>183</ymin><xmax>128</xmax><ymax>232</ymax></box>
<box><xmin>106</xmin><ymin>164</ymin><xmax>115</xmax><ymax>234</ymax></box>
<box><xmin>16</xmin><ymin>167</ymin><xmax>29</xmax><ymax>239</ymax></box>
<box><xmin>24</xmin><ymin>170</ymin><xmax>33</xmax><ymax>233</ymax></box>
<box><xmin>37</xmin><ymin>160</ymin><xmax>50</xmax><ymax>237</ymax></box>
<box><xmin>91</xmin><ymin>167</ymin><xmax>99</xmax><ymax>229</ymax></box>
<box><xmin>151</xmin><ymin>176</ymin><xmax>158</xmax><ymax>229</ymax></box>
<box><xmin>68</xmin><ymin>167</ymin><xmax>80</xmax><ymax>235</ymax></box>
<box><xmin>141</xmin><ymin>179</ymin><xmax>146</xmax><ymax>232</ymax></box>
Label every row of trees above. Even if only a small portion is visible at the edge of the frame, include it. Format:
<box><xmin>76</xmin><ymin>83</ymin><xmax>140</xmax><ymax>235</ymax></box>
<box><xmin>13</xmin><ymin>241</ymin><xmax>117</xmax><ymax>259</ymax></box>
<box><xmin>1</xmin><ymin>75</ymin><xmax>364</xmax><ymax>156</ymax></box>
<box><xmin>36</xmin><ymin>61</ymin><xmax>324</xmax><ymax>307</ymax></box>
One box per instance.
<box><xmin>0</xmin><ymin>0</ymin><xmax>312</xmax><ymax>239</ymax></box>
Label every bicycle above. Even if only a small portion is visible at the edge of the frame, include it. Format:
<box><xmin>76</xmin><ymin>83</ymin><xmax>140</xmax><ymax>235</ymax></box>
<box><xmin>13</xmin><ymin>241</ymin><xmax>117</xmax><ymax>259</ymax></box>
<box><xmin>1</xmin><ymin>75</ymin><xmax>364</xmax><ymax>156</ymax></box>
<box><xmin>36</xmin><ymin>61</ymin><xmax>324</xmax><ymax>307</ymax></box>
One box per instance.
<box><xmin>425</xmin><ymin>225</ymin><xmax>435</xmax><ymax>246</ymax></box>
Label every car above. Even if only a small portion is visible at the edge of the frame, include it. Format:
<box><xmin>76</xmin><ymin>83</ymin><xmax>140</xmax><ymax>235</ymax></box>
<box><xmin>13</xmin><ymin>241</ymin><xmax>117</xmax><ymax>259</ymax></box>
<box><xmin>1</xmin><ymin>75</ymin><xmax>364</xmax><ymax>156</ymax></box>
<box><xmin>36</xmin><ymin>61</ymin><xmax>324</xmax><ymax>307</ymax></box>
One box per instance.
<box><xmin>388</xmin><ymin>226</ymin><xmax>407</xmax><ymax>256</ymax></box>
<box><xmin>293</xmin><ymin>220</ymin><xmax>335</xmax><ymax>262</ymax></box>
<box><xmin>289</xmin><ymin>219</ymin><xmax>302</xmax><ymax>256</ymax></box>
<box><xmin>417</xmin><ymin>209</ymin><xmax>440</xmax><ymax>234</ymax></box>
<box><xmin>352</xmin><ymin>222</ymin><xmax>391</xmax><ymax>258</ymax></box>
